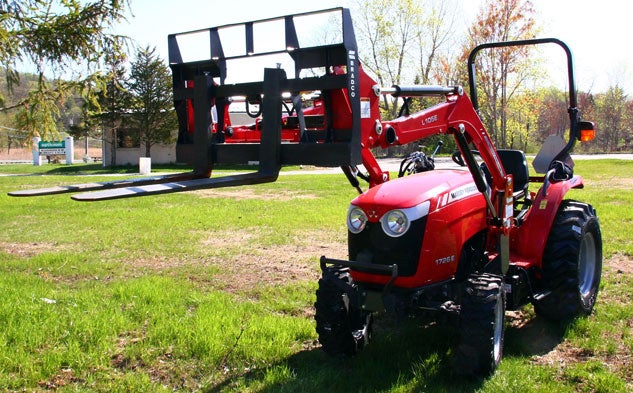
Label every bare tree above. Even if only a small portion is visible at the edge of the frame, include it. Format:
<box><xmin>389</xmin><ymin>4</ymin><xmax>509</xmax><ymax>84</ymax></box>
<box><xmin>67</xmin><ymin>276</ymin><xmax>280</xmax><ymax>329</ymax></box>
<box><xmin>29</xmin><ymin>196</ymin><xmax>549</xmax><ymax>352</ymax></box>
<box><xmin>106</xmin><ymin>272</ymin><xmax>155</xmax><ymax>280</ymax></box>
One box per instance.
<box><xmin>464</xmin><ymin>0</ymin><xmax>539</xmax><ymax>149</ymax></box>
<box><xmin>594</xmin><ymin>85</ymin><xmax>629</xmax><ymax>151</ymax></box>
<box><xmin>417</xmin><ymin>0</ymin><xmax>458</xmax><ymax>85</ymax></box>
<box><xmin>353</xmin><ymin>0</ymin><xmax>423</xmax><ymax>118</ymax></box>
<box><xmin>352</xmin><ymin>0</ymin><xmax>460</xmax><ymax>119</ymax></box>
<box><xmin>98</xmin><ymin>43</ymin><xmax>130</xmax><ymax>167</ymax></box>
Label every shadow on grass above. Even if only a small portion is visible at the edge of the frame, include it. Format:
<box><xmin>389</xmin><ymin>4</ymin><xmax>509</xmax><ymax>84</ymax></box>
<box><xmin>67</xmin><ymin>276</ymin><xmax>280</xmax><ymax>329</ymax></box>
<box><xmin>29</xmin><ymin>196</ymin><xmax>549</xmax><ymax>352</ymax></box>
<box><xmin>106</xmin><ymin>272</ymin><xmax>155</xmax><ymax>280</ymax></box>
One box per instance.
<box><xmin>203</xmin><ymin>311</ymin><xmax>572</xmax><ymax>393</ymax></box>
<box><xmin>204</xmin><ymin>316</ymin><xmax>487</xmax><ymax>393</ymax></box>
<box><xmin>42</xmin><ymin>163</ymin><xmax>141</xmax><ymax>175</ymax></box>
<box><xmin>504</xmin><ymin>313</ymin><xmax>568</xmax><ymax>357</ymax></box>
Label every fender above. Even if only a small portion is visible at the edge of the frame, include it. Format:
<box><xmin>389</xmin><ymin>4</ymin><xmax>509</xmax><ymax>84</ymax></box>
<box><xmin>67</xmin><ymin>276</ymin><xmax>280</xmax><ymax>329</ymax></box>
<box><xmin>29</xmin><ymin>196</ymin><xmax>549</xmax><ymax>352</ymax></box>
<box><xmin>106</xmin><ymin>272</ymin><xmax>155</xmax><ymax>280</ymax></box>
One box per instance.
<box><xmin>510</xmin><ymin>175</ymin><xmax>584</xmax><ymax>269</ymax></box>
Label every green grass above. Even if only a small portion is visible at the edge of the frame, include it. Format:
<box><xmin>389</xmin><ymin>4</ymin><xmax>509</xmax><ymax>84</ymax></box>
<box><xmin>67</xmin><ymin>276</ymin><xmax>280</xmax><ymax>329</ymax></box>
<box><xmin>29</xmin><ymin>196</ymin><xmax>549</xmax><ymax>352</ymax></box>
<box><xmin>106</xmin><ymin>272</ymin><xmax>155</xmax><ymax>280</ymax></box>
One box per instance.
<box><xmin>0</xmin><ymin>160</ymin><xmax>632</xmax><ymax>391</ymax></box>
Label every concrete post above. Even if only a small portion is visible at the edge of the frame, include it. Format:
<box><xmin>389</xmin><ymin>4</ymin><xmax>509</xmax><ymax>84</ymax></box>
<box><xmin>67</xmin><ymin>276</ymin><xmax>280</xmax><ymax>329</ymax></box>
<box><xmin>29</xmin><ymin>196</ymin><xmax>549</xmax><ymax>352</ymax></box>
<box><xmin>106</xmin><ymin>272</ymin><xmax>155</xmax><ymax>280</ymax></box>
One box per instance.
<box><xmin>32</xmin><ymin>137</ymin><xmax>41</xmax><ymax>166</ymax></box>
<box><xmin>139</xmin><ymin>157</ymin><xmax>151</xmax><ymax>175</ymax></box>
<box><xmin>65</xmin><ymin>136</ymin><xmax>74</xmax><ymax>165</ymax></box>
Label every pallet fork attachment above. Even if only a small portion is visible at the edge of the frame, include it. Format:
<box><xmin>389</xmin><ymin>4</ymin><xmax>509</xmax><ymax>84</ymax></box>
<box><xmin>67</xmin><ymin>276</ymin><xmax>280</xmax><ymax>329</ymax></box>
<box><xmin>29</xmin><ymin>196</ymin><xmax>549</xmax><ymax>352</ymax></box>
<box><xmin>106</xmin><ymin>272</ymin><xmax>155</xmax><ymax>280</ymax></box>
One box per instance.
<box><xmin>7</xmin><ymin>172</ymin><xmax>202</xmax><ymax>198</ymax></box>
<box><xmin>9</xmin><ymin>8</ymin><xmax>362</xmax><ymax>201</ymax></box>
<box><xmin>70</xmin><ymin>172</ymin><xmax>278</xmax><ymax>201</ymax></box>
<box><xmin>8</xmin><ymin>172</ymin><xmax>275</xmax><ymax>201</ymax></box>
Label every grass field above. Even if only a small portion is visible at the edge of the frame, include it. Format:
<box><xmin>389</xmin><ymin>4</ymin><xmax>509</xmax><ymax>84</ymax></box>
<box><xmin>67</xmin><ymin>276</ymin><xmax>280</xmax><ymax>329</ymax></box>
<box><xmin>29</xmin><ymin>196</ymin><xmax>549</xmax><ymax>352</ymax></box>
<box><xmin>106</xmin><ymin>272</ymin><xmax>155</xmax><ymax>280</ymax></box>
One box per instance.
<box><xmin>0</xmin><ymin>160</ymin><xmax>631</xmax><ymax>392</ymax></box>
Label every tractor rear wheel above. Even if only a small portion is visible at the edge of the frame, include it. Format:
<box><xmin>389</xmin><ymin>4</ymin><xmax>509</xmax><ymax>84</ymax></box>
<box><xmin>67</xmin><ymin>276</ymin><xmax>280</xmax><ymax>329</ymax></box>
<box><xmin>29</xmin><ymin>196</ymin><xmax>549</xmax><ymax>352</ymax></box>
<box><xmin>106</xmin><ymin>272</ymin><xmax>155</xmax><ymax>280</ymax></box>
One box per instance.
<box><xmin>314</xmin><ymin>266</ymin><xmax>372</xmax><ymax>356</ymax></box>
<box><xmin>534</xmin><ymin>200</ymin><xmax>602</xmax><ymax>321</ymax></box>
<box><xmin>453</xmin><ymin>273</ymin><xmax>506</xmax><ymax>376</ymax></box>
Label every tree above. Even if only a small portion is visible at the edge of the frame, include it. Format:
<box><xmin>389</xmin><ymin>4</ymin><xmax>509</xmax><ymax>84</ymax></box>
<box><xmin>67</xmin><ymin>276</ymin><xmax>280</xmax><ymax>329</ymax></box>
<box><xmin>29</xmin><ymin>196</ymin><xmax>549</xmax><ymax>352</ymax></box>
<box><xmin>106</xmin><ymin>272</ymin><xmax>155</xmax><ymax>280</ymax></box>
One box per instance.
<box><xmin>0</xmin><ymin>0</ymin><xmax>129</xmax><ymax>139</ymax></box>
<box><xmin>464</xmin><ymin>0</ymin><xmax>539</xmax><ymax>149</ymax></box>
<box><xmin>594</xmin><ymin>85</ymin><xmax>630</xmax><ymax>152</ymax></box>
<box><xmin>126</xmin><ymin>46</ymin><xmax>177</xmax><ymax>158</ymax></box>
<box><xmin>354</xmin><ymin>0</ymin><xmax>422</xmax><ymax>118</ymax></box>
<box><xmin>352</xmin><ymin>0</ymin><xmax>458</xmax><ymax>156</ymax></box>
<box><xmin>535</xmin><ymin>87</ymin><xmax>567</xmax><ymax>142</ymax></box>
<box><xmin>96</xmin><ymin>42</ymin><xmax>130</xmax><ymax>166</ymax></box>
<box><xmin>417</xmin><ymin>0</ymin><xmax>458</xmax><ymax>86</ymax></box>
<box><xmin>353</xmin><ymin>0</ymin><xmax>458</xmax><ymax>118</ymax></box>
<box><xmin>505</xmin><ymin>87</ymin><xmax>540</xmax><ymax>151</ymax></box>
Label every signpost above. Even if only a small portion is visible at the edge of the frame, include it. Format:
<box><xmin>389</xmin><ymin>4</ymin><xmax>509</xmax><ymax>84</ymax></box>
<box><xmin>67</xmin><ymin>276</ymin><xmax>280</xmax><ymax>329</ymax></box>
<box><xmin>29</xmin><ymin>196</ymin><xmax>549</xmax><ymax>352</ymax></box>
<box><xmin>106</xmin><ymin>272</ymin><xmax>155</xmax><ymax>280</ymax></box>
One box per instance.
<box><xmin>33</xmin><ymin>137</ymin><xmax>74</xmax><ymax>165</ymax></box>
<box><xmin>38</xmin><ymin>140</ymin><xmax>65</xmax><ymax>155</ymax></box>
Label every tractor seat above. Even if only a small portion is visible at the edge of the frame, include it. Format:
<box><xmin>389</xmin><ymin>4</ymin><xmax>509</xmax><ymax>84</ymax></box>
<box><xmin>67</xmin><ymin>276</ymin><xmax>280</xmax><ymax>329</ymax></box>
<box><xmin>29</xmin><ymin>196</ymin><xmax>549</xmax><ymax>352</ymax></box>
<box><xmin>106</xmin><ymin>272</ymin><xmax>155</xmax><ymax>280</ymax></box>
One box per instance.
<box><xmin>497</xmin><ymin>149</ymin><xmax>529</xmax><ymax>199</ymax></box>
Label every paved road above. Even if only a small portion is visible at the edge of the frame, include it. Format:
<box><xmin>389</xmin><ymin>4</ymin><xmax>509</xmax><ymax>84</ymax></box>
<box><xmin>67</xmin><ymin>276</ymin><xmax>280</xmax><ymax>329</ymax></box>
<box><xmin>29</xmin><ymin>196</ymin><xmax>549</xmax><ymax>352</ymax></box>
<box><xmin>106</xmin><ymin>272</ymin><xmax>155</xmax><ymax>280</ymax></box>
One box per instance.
<box><xmin>288</xmin><ymin>153</ymin><xmax>633</xmax><ymax>176</ymax></box>
<box><xmin>570</xmin><ymin>154</ymin><xmax>633</xmax><ymax>160</ymax></box>
<box><xmin>1</xmin><ymin>154</ymin><xmax>632</xmax><ymax>177</ymax></box>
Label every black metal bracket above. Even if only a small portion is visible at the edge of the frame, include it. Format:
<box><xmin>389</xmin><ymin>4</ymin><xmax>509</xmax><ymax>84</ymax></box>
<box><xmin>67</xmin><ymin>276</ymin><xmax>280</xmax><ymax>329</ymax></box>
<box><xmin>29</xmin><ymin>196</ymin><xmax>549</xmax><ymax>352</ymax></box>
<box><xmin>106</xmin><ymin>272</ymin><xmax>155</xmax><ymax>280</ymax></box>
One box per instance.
<box><xmin>320</xmin><ymin>256</ymin><xmax>399</xmax><ymax>295</ymax></box>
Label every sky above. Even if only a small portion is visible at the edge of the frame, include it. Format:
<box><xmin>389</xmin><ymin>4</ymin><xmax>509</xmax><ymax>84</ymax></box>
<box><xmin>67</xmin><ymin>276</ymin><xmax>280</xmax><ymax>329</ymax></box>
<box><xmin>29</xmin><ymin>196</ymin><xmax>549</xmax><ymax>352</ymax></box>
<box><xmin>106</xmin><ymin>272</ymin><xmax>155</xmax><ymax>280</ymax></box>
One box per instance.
<box><xmin>112</xmin><ymin>0</ymin><xmax>631</xmax><ymax>94</ymax></box>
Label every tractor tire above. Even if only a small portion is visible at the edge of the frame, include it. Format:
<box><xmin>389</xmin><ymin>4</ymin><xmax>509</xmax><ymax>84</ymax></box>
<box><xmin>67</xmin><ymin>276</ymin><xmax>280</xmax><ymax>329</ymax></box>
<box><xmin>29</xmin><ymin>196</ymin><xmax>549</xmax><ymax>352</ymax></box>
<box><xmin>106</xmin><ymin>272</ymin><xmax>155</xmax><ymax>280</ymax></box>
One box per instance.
<box><xmin>534</xmin><ymin>200</ymin><xmax>602</xmax><ymax>321</ymax></box>
<box><xmin>314</xmin><ymin>266</ymin><xmax>372</xmax><ymax>356</ymax></box>
<box><xmin>453</xmin><ymin>273</ymin><xmax>505</xmax><ymax>376</ymax></box>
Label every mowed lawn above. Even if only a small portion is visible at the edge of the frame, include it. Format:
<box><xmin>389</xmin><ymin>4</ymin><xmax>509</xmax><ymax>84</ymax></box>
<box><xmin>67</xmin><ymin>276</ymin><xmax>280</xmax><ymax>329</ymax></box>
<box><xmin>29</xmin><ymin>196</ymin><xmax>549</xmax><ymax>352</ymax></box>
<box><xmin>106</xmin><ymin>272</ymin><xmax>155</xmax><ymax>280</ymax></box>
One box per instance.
<box><xmin>0</xmin><ymin>160</ymin><xmax>631</xmax><ymax>392</ymax></box>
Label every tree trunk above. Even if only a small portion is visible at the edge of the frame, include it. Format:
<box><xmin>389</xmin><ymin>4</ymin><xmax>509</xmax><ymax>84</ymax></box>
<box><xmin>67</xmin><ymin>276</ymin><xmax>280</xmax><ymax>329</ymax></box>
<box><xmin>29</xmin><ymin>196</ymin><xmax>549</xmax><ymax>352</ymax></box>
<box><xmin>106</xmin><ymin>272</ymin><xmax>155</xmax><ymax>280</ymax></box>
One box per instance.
<box><xmin>110</xmin><ymin>129</ymin><xmax>117</xmax><ymax>167</ymax></box>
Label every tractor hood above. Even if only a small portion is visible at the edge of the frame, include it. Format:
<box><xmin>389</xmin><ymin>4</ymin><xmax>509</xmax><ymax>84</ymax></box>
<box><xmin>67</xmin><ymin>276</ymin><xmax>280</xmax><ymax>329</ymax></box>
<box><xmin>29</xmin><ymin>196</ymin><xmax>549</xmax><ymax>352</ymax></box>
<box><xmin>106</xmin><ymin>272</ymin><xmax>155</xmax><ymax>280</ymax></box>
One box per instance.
<box><xmin>351</xmin><ymin>169</ymin><xmax>477</xmax><ymax>222</ymax></box>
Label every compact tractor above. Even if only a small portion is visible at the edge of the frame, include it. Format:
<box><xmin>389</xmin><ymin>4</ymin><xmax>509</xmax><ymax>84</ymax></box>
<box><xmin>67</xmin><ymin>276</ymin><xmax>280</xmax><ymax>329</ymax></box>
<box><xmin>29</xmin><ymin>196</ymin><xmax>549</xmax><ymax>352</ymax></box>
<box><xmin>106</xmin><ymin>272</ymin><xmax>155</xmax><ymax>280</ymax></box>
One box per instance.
<box><xmin>10</xmin><ymin>8</ymin><xmax>602</xmax><ymax>376</ymax></box>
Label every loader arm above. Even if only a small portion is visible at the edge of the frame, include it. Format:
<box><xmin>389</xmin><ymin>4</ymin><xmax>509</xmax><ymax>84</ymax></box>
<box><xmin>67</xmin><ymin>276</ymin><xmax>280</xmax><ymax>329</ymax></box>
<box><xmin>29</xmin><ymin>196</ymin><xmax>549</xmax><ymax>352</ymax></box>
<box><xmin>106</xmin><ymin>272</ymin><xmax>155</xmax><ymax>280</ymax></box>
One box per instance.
<box><xmin>349</xmin><ymin>84</ymin><xmax>515</xmax><ymax>274</ymax></box>
<box><xmin>357</xmin><ymin>85</ymin><xmax>513</xmax><ymax>231</ymax></box>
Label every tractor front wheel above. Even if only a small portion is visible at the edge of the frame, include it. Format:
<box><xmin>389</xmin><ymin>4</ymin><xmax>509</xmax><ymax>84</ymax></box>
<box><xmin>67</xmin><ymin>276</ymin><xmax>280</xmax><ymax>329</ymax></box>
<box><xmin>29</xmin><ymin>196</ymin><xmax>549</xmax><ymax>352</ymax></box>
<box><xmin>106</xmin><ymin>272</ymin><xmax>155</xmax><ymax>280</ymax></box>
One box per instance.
<box><xmin>453</xmin><ymin>273</ymin><xmax>506</xmax><ymax>376</ymax></box>
<box><xmin>534</xmin><ymin>200</ymin><xmax>602</xmax><ymax>321</ymax></box>
<box><xmin>314</xmin><ymin>266</ymin><xmax>372</xmax><ymax>356</ymax></box>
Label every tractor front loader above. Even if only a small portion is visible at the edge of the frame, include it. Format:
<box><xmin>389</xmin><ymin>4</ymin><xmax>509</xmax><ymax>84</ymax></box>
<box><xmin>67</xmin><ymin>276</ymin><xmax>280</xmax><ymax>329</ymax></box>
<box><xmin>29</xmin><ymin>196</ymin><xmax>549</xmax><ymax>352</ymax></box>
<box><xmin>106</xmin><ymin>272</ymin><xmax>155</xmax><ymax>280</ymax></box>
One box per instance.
<box><xmin>9</xmin><ymin>8</ymin><xmax>602</xmax><ymax>377</ymax></box>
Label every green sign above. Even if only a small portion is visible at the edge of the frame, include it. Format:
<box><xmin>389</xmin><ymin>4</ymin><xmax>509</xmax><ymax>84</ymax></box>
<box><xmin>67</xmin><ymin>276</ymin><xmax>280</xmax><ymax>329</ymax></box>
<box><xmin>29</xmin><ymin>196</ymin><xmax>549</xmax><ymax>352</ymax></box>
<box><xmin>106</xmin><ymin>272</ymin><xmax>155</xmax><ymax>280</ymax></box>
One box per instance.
<box><xmin>39</xmin><ymin>140</ymin><xmax>66</xmax><ymax>155</ymax></box>
<box><xmin>39</xmin><ymin>141</ymin><xmax>65</xmax><ymax>149</ymax></box>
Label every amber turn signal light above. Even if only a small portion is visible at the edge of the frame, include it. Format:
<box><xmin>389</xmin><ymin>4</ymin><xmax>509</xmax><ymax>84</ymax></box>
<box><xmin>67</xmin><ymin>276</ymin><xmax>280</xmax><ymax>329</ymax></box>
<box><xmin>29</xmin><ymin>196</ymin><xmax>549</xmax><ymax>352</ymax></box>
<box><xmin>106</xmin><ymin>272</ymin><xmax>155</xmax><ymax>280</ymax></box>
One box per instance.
<box><xmin>580</xmin><ymin>129</ymin><xmax>596</xmax><ymax>142</ymax></box>
<box><xmin>578</xmin><ymin>121</ymin><xmax>596</xmax><ymax>142</ymax></box>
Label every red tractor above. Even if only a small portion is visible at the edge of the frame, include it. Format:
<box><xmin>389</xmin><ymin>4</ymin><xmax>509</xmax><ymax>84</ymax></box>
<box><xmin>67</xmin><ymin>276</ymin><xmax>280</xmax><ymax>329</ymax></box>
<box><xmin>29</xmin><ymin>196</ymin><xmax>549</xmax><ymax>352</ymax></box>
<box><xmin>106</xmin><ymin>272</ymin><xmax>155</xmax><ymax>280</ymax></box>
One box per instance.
<box><xmin>315</xmin><ymin>36</ymin><xmax>602</xmax><ymax>374</ymax></box>
<box><xmin>10</xmin><ymin>8</ymin><xmax>601</xmax><ymax>377</ymax></box>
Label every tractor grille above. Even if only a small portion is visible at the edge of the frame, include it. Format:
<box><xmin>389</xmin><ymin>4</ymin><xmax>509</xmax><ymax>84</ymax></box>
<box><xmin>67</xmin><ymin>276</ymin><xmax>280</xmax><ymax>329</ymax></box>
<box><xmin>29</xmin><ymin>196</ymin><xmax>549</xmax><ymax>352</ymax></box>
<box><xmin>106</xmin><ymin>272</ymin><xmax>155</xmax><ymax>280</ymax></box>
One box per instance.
<box><xmin>348</xmin><ymin>217</ymin><xmax>427</xmax><ymax>277</ymax></box>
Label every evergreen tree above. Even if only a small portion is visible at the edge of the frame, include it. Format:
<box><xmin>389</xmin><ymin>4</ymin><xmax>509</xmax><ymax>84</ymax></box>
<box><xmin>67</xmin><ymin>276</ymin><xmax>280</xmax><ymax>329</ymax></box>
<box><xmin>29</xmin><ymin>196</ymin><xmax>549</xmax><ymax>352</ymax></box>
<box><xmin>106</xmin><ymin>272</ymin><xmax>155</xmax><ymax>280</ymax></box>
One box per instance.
<box><xmin>0</xmin><ymin>0</ymin><xmax>129</xmax><ymax>139</ymax></box>
<box><xmin>98</xmin><ymin>42</ymin><xmax>131</xmax><ymax>166</ymax></box>
<box><xmin>126</xmin><ymin>46</ymin><xmax>177</xmax><ymax>158</ymax></box>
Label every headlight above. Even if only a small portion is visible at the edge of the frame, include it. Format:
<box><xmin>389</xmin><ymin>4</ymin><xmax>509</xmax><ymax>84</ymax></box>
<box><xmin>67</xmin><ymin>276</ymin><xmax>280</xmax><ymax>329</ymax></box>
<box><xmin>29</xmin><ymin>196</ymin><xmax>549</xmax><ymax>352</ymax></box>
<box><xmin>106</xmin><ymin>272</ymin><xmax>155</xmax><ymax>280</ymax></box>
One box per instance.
<box><xmin>380</xmin><ymin>201</ymin><xmax>430</xmax><ymax>238</ymax></box>
<box><xmin>381</xmin><ymin>210</ymin><xmax>409</xmax><ymax>237</ymax></box>
<box><xmin>347</xmin><ymin>206</ymin><xmax>368</xmax><ymax>234</ymax></box>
